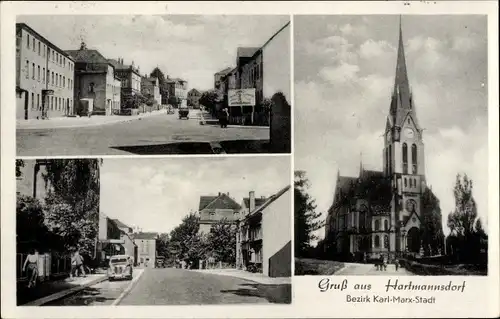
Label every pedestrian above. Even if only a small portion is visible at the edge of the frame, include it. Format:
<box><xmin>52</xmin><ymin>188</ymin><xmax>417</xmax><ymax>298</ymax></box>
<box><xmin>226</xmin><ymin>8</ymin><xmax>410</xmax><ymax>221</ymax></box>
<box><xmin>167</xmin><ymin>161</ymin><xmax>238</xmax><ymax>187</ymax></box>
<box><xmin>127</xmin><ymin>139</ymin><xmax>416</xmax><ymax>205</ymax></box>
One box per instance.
<box><xmin>71</xmin><ymin>249</ymin><xmax>86</xmax><ymax>278</ymax></box>
<box><xmin>22</xmin><ymin>248</ymin><xmax>39</xmax><ymax>288</ymax></box>
<box><xmin>395</xmin><ymin>258</ymin><xmax>400</xmax><ymax>271</ymax></box>
<box><xmin>220</xmin><ymin>108</ymin><xmax>229</xmax><ymax>128</ymax></box>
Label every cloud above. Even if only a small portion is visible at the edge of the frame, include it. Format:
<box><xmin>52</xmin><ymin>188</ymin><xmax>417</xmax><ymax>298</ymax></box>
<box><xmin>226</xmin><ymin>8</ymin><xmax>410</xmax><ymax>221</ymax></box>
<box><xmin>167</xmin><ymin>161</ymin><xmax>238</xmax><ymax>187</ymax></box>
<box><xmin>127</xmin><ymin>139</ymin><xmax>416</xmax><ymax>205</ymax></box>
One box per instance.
<box><xmin>295</xmin><ymin>16</ymin><xmax>489</xmax><ymax>239</ymax></box>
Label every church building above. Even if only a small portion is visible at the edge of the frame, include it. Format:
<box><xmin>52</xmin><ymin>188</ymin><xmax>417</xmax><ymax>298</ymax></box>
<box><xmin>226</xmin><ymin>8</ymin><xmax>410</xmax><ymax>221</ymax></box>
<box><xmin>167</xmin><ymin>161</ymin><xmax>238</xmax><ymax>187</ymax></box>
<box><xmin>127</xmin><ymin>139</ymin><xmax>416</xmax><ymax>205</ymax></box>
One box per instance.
<box><xmin>325</xmin><ymin>22</ymin><xmax>437</xmax><ymax>261</ymax></box>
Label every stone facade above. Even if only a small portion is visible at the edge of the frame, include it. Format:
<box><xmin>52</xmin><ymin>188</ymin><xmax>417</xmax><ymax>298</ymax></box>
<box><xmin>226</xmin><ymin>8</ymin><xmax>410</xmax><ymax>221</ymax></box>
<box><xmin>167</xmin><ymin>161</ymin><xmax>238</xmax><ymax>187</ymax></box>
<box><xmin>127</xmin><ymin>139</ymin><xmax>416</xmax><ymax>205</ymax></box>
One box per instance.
<box><xmin>16</xmin><ymin>23</ymin><xmax>75</xmax><ymax>120</ymax></box>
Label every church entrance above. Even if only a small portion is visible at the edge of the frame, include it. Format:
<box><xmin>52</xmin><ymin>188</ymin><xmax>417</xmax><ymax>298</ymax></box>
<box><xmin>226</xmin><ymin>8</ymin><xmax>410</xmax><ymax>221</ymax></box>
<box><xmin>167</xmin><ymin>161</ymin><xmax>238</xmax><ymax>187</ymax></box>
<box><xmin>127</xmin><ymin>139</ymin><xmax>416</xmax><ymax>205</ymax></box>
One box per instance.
<box><xmin>407</xmin><ymin>227</ymin><xmax>421</xmax><ymax>253</ymax></box>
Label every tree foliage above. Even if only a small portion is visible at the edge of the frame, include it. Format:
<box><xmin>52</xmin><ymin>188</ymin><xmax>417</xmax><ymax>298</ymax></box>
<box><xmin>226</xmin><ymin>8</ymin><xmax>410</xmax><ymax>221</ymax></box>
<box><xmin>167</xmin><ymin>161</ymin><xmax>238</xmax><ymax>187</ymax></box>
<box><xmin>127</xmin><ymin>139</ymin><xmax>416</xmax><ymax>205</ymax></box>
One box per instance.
<box><xmin>16</xmin><ymin>159</ymin><xmax>25</xmax><ymax>178</ymax></box>
<box><xmin>156</xmin><ymin>232</ymin><xmax>170</xmax><ymax>259</ymax></box>
<box><xmin>420</xmin><ymin>187</ymin><xmax>445</xmax><ymax>256</ymax></box>
<box><xmin>294</xmin><ymin>170</ymin><xmax>324</xmax><ymax>258</ymax></box>
<box><xmin>150</xmin><ymin>67</ymin><xmax>169</xmax><ymax>104</ymax></box>
<box><xmin>199</xmin><ymin>89</ymin><xmax>220</xmax><ymax>115</ymax></box>
<box><xmin>168</xmin><ymin>213</ymin><xmax>207</xmax><ymax>265</ymax></box>
<box><xmin>41</xmin><ymin>159</ymin><xmax>101</xmax><ymax>256</ymax></box>
<box><xmin>446</xmin><ymin>173</ymin><xmax>487</xmax><ymax>262</ymax></box>
<box><xmin>206</xmin><ymin>218</ymin><xmax>236</xmax><ymax>264</ymax></box>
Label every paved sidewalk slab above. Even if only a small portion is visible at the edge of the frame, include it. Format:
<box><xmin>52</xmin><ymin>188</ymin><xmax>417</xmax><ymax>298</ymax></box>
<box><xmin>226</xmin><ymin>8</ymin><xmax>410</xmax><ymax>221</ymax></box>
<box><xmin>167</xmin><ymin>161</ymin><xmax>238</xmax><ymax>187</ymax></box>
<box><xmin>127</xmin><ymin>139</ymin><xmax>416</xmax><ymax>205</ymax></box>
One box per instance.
<box><xmin>191</xmin><ymin>269</ymin><xmax>291</xmax><ymax>285</ymax></box>
<box><xmin>20</xmin><ymin>274</ymin><xmax>107</xmax><ymax>306</ymax></box>
<box><xmin>17</xmin><ymin>110</ymin><xmax>168</xmax><ymax>130</ymax></box>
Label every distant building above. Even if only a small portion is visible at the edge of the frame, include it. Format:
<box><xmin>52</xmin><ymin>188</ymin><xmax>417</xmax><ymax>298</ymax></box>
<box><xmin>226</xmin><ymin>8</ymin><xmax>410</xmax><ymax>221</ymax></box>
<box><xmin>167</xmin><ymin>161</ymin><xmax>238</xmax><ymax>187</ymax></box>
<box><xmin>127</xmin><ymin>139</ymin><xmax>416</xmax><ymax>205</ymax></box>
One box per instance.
<box><xmin>108</xmin><ymin>58</ymin><xmax>142</xmax><ymax>111</ymax></box>
<box><xmin>187</xmin><ymin>88</ymin><xmax>202</xmax><ymax>109</ymax></box>
<box><xmin>198</xmin><ymin>192</ymin><xmax>242</xmax><ymax>234</ymax></box>
<box><xmin>214</xmin><ymin>67</ymin><xmax>232</xmax><ymax>90</ymax></box>
<box><xmin>97</xmin><ymin>214</ymin><xmax>138</xmax><ymax>266</ymax></box>
<box><xmin>141</xmin><ymin>76</ymin><xmax>162</xmax><ymax>106</ymax></box>
<box><xmin>16</xmin><ymin>23</ymin><xmax>75</xmax><ymax>120</ymax></box>
<box><xmin>236</xmin><ymin>185</ymin><xmax>291</xmax><ymax>277</ymax></box>
<box><xmin>240</xmin><ymin>191</ymin><xmax>267</xmax><ymax>217</ymax></box>
<box><xmin>166</xmin><ymin>76</ymin><xmax>188</xmax><ymax>108</ymax></box>
<box><xmin>133</xmin><ymin>232</ymin><xmax>158</xmax><ymax>268</ymax></box>
<box><xmin>66</xmin><ymin>42</ymin><xmax>119</xmax><ymax>116</ymax></box>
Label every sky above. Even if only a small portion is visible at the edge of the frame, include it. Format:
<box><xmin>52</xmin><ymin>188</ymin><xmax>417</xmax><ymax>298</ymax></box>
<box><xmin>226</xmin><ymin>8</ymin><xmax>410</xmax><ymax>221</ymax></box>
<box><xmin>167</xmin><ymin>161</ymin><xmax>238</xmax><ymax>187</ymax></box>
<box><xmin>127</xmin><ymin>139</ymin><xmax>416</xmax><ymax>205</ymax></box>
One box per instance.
<box><xmin>100</xmin><ymin>157</ymin><xmax>291</xmax><ymax>234</ymax></box>
<box><xmin>17</xmin><ymin>15</ymin><xmax>290</xmax><ymax>91</ymax></box>
<box><xmin>294</xmin><ymin>15</ymin><xmax>488</xmax><ymax>240</ymax></box>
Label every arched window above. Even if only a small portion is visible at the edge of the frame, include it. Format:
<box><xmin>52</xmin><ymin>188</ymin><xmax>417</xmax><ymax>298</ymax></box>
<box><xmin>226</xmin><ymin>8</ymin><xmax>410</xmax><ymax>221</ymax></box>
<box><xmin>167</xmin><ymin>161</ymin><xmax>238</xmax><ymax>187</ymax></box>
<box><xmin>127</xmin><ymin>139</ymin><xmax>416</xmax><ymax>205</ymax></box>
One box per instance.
<box><xmin>402</xmin><ymin>143</ymin><xmax>408</xmax><ymax>174</ymax></box>
<box><xmin>375</xmin><ymin>235</ymin><xmax>380</xmax><ymax>248</ymax></box>
<box><xmin>412</xmin><ymin>144</ymin><xmax>417</xmax><ymax>174</ymax></box>
<box><xmin>384</xmin><ymin>235</ymin><xmax>389</xmax><ymax>248</ymax></box>
<box><xmin>384</xmin><ymin>220</ymin><xmax>389</xmax><ymax>230</ymax></box>
<box><xmin>404</xmin><ymin>178</ymin><xmax>407</xmax><ymax>187</ymax></box>
<box><xmin>375</xmin><ymin>220</ymin><xmax>380</xmax><ymax>231</ymax></box>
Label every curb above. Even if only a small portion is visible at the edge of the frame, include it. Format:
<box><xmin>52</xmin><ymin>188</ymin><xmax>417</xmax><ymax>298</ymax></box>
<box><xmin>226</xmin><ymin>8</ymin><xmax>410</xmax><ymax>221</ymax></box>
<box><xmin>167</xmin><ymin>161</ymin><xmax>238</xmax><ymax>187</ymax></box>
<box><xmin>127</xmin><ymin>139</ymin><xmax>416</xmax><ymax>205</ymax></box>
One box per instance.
<box><xmin>111</xmin><ymin>269</ymin><xmax>145</xmax><ymax>306</ymax></box>
<box><xmin>191</xmin><ymin>269</ymin><xmax>291</xmax><ymax>285</ymax></box>
<box><xmin>16</xmin><ymin>112</ymin><xmax>167</xmax><ymax>131</ymax></box>
<box><xmin>24</xmin><ymin>275</ymin><xmax>108</xmax><ymax>306</ymax></box>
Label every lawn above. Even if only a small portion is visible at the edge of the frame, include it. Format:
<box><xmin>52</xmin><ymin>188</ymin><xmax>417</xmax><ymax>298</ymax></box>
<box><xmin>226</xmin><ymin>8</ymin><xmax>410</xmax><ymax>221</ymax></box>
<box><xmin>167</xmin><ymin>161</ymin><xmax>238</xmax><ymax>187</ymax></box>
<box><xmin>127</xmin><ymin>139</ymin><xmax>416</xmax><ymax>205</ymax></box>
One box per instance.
<box><xmin>295</xmin><ymin>258</ymin><xmax>345</xmax><ymax>276</ymax></box>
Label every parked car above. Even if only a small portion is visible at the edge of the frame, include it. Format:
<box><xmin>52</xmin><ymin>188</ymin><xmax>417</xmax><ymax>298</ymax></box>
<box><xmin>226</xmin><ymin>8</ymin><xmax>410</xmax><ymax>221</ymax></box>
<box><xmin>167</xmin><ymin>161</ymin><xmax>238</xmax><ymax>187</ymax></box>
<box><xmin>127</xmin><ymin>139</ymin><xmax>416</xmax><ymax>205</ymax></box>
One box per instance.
<box><xmin>178</xmin><ymin>107</ymin><xmax>189</xmax><ymax>119</ymax></box>
<box><xmin>107</xmin><ymin>255</ymin><xmax>133</xmax><ymax>281</ymax></box>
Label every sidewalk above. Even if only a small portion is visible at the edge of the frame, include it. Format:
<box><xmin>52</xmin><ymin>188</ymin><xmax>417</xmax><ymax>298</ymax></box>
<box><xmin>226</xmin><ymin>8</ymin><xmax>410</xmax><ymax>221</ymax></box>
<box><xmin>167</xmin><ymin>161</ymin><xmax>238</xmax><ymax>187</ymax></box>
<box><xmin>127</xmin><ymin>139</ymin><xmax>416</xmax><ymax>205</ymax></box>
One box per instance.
<box><xmin>18</xmin><ymin>274</ymin><xmax>107</xmax><ymax>306</ymax></box>
<box><xmin>191</xmin><ymin>269</ymin><xmax>291</xmax><ymax>285</ymax></box>
<box><xmin>199</xmin><ymin>112</ymin><xmax>269</xmax><ymax>129</ymax></box>
<box><xmin>17</xmin><ymin>109</ymin><xmax>168</xmax><ymax>130</ymax></box>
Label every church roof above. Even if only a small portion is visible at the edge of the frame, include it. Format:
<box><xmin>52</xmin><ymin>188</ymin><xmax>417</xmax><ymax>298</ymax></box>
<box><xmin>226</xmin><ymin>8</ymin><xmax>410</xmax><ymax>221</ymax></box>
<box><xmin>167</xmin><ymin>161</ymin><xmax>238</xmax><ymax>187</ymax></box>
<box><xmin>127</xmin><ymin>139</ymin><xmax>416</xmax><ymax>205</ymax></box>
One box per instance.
<box><xmin>388</xmin><ymin>19</ymin><xmax>420</xmax><ymax>130</ymax></box>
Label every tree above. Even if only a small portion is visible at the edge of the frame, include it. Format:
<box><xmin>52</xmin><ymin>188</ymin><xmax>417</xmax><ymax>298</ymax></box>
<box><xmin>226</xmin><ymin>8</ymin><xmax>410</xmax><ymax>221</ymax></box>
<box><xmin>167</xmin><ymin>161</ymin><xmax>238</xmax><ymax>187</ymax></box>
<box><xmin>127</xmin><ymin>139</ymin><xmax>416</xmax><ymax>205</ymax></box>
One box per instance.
<box><xmin>41</xmin><ymin>159</ymin><xmax>101</xmax><ymax>257</ymax></box>
<box><xmin>16</xmin><ymin>159</ymin><xmax>25</xmax><ymax>178</ymax></box>
<box><xmin>156</xmin><ymin>233</ymin><xmax>170</xmax><ymax>259</ymax></box>
<box><xmin>150</xmin><ymin>67</ymin><xmax>169</xmax><ymax>104</ymax></box>
<box><xmin>421</xmin><ymin>187</ymin><xmax>445</xmax><ymax>256</ymax></box>
<box><xmin>294</xmin><ymin>170</ymin><xmax>324</xmax><ymax>258</ymax></box>
<box><xmin>446</xmin><ymin>173</ymin><xmax>485</xmax><ymax>262</ymax></box>
<box><xmin>199</xmin><ymin>89</ymin><xmax>220</xmax><ymax>115</ymax></box>
<box><xmin>206</xmin><ymin>219</ymin><xmax>236</xmax><ymax>264</ymax></box>
<box><xmin>168</xmin><ymin>213</ymin><xmax>207</xmax><ymax>266</ymax></box>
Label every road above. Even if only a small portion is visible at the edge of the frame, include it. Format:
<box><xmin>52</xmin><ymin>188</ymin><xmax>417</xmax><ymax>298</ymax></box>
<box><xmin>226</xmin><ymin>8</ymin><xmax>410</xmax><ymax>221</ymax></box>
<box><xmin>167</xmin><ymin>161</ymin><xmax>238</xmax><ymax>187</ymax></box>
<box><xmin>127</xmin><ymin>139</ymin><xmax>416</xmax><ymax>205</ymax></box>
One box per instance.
<box><xmin>17</xmin><ymin>110</ymin><xmax>270</xmax><ymax>156</ymax></box>
<box><xmin>46</xmin><ymin>268</ymin><xmax>290</xmax><ymax>305</ymax></box>
<box><xmin>335</xmin><ymin>263</ymin><xmax>413</xmax><ymax>276</ymax></box>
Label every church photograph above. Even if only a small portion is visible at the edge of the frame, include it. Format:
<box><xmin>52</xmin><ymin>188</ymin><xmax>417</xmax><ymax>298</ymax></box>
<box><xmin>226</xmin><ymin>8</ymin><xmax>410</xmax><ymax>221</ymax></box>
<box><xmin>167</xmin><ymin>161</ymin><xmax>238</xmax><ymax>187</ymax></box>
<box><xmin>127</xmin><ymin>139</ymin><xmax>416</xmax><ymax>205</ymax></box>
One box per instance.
<box><xmin>294</xmin><ymin>15</ymin><xmax>488</xmax><ymax>276</ymax></box>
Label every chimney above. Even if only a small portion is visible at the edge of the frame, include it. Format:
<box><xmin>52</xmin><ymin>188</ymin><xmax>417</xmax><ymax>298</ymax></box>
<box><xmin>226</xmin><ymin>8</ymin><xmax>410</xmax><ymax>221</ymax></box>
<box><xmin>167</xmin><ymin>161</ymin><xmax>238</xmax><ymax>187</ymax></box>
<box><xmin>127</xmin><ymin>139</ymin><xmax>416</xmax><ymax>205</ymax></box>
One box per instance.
<box><xmin>249</xmin><ymin>191</ymin><xmax>255</xmax><ymax>212</ymax></box>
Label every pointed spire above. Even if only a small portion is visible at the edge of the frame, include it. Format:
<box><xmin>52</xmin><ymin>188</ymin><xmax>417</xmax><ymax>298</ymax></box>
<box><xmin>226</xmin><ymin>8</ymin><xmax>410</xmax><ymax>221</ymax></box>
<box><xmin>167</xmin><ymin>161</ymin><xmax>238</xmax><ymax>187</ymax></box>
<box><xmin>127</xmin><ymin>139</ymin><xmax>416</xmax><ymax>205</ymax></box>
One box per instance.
<box><xmin>394</xmin><ymin>15</ymin><xmax>409</xmax><ymax>98</ymax></box>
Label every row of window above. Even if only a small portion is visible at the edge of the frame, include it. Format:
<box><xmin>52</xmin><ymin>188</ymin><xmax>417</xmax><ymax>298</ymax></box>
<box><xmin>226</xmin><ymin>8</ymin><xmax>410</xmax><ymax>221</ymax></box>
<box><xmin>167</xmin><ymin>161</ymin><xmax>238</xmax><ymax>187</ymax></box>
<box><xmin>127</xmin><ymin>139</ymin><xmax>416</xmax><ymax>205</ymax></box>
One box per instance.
<box><xmin>374</xmin><ymin>219</ymin><xmax>389</xmax><ymax>231</ymax></box>
<box><xmin>373</xmin><ymin>234</ymin><xmax>389</xmax><ymax>249</ymax></box>
<box><xmin>24</xmin><ymin>60</ymin><xmax>73</xmax><ymax>89</ymax></box>
<box><xmin>404</xmin><ymin>177</ymin><xmax>418</xmax><ymax>188</ymax></box>
<box><xmin>28</xmin><ymin>91</ymin><xmax>72</xmax><ymax>113</ymax></box>
<box><xmin>249</xmin><ymin>63</ymin><xmax>261</xmax><ymax>84</ymax></box>
<box><xmin>25</xmin><ymin>32</ymin><xmax>73</xmax><ymax>71</ymax></box>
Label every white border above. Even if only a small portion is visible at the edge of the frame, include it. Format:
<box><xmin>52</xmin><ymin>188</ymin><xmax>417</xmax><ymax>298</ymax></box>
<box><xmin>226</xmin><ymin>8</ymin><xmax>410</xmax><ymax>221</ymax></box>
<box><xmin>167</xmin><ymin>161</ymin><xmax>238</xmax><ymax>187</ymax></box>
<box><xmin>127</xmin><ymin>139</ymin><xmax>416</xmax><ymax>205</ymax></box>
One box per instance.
<box><xmin>2</xmin><ymin>1</ymin><xmax>499</xmax><ymax>318</ymax></box>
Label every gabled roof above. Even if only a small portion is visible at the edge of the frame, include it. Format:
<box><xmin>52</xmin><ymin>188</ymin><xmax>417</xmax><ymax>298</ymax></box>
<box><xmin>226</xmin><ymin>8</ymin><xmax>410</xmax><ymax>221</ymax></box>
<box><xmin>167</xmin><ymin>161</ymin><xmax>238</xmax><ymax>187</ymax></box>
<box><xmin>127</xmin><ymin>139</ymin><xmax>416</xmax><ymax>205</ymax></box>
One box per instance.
<box><xmin>166</xmin><ymin>77</ymin><xmax>186</xmax><ymax>84</ymax></box>
<box><xmin>215</xmin><ymin>67</ymin><xmax>232</xmax><ymax>76</ymax></box>
<box><xmin>133</xmin><ymin>232</ymin><xmax>158</xmax><ymax>240</ymax></box>
<box><xmin>199</xmin><ymin>196</ymin><xmax>218</xmax><ymax>210</ymax></box>
<box><xmin>112</xmin><ymin>219</ymin><xmax>130</xmax><ymax>229</ymax></box>
<box><xmin>200</xmin><ymin>193</ymin><xmax>241</xmax><ymax>211</ymax></box>
<box><xmin>188</xmin><ymin>88</ymin><xmax>201</xmax><ymax>95</ymax></box>
<box><xmin>242</xmin><ymin>197</ymin><xmax>267</xmax><ymax>210</ymax></box>
<box><xmin>246</xmin><ymin>185</ymin><xmax>291</xmax><ymax>218</ymax></box>
<box><xmin>65</xmin><ymin>49</ymin><xmax>109</xmax><ymax>64</ymax></box>
<box><xmin>237</xmin><ymin>47</ymin><xmax>259</xmax><ymax>60</ymax></box>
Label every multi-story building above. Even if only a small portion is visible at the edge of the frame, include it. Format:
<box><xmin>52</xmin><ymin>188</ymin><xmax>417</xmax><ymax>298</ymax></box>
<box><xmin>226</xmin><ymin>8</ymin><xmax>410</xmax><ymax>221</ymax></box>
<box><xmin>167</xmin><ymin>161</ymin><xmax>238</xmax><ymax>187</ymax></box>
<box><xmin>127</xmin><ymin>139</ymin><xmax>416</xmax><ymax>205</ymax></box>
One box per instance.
<box><xmin>66</xmin><ymin>43</ymin><xmax>119</xmax><ymax>116</ymax></box>
<box><xmin>108</xmin><ymin>58</ymin><xmax>142</xmax><ymax>111</ymax></box>
<box><xmin>166</xmin><ymin>76</ymin><xmax>188</xmax><ymax>108</ymax></box>
<box><xmin>133</xmin><ymin>232</ymin><xmax>158</xmax><ymax>268</ymax></box>
<box><xmin>198</xmin><ymin>192</ymin><xmax>242</xmax><ymax>234</ymax></box>
<box><xmin>187</xmin><ymin>88</ymin><xmax>202</xmax><ymax>109</ymax></box>
<box><xmin>16</xmin><ymin>23</ymin><xmax>75</xmax><ymax>120</ymax></box>
<box><xmin>112</xmin><ymin>76</ymin><xmax>121</xmax><ymax>113</ymax></box>
<box><xmin>141</xmin><ymin>76</ymin><xmax>162</xmax><ymax>106</ymax></box>
<box><xmin>236</xmin><ymin>185</ymin><xmax>291</xmax><ymax>277</ymax></box>
<box><xmin>214</xmin><ymin>67</ymin><xmax>232</xmax><ymax>91</ymax></box>
<box><xmin>325</xmin><ymin>23</ymin><xmax>440</xmax><ymax>262</ymax></box>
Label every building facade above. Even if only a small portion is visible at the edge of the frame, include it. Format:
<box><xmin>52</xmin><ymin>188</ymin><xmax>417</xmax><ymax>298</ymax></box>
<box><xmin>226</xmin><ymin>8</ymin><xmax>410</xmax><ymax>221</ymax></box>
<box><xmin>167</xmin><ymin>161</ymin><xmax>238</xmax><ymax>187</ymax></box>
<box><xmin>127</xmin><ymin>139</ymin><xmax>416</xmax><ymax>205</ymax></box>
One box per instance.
<box><xmin>141</xmin><ymin>76</ymin><xmax>162</xmax><ymax>106</ymax></box>
<box><xmin>214</xmin><ymin>67</ymin><xmax>232</xmax><ymax>91</ymax></box>
<box><xmin>325</xmin><ymin>24</ymin><xmax>434</xmax><ymax>262</ymax></box>
<box><xmin>166</xmin><ymin>77</ymin><xmax>188</xmax><ymax>108</ymax></box>
<box><xmin>236</xmin><ymin>186</ymin><xmax>291</xmax><ymax>277</ymax></box>
<box><xmin>198</xmin><ymin>192</ymin><xmax>242</xmax><ymax>234</ymax></box>
<box><xmin>66</xmin><ymin>43</ymin><xmax>119</xmax><ymax>116</ymax></box>
<box><xmin>16</xmin><ymin>159</ymin><xmax>50</xmax><ymax>201</ymax></box>
<box><xmin>187</xmin><ymin>88</ymin><xmax>202</xmax><ymax>109</ymax></box>
<box><xmin>133</xmin><ymin>232</ymin><xmax>158</xmax><ymax>268</ymax></box>
<box><xmin>112</xmin><ymin>76</ymin><xmax>121</xmax><ymax>113</ymax></box>
<box><xmin>16</xmin><ymin>23</ymin><xmax>75</xmax><ymax>120</ymax></box>
<box><xmin>108</xmin><ymin>58</ymin><xmax>142</xmax><ymax>111</ymax></box>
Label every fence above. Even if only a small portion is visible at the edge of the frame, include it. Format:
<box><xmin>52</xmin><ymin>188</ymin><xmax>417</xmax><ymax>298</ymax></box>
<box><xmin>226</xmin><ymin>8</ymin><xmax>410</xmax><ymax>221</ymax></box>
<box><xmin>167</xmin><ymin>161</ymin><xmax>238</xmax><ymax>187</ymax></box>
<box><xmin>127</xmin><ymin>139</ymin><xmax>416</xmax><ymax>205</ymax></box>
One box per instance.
<box><xmin>17</xmin><ymin>253</ymin><xmax>71</xmax><ymax>283</ymax></box>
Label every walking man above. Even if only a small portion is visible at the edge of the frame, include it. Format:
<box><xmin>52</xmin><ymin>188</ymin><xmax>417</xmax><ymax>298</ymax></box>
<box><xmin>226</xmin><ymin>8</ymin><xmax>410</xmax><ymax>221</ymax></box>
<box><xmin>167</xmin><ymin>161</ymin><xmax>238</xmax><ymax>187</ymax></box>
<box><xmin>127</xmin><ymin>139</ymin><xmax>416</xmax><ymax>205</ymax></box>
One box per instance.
<box><xmin>70</xmin><ymin>249</ymin><xmax>86</xmax><ymax>278</ymax></box>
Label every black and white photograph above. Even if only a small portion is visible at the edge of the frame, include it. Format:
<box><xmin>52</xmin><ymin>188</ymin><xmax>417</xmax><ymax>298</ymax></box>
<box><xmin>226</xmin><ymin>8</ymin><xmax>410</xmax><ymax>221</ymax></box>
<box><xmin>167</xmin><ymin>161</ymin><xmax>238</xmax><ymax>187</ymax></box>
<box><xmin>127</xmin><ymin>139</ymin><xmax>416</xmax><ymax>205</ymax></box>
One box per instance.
<box><xmin>15</xmin><ymin>157</ymin><xmax>292</xmax><ymax>306</ymax></box>
<box><xmin>15</xmin><ymin>15</ymin><xmax>291</xmax><ymax>155</ymax></box>
<box><xmin>294</xmin><ymin>15</ymin><xmax>489</xmax><ymax>276</ymax></box>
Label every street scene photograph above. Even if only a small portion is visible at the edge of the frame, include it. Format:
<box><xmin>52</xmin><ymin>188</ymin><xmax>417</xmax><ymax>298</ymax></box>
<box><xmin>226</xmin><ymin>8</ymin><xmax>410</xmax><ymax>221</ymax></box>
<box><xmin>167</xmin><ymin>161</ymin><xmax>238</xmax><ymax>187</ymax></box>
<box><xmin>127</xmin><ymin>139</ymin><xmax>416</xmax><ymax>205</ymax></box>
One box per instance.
<box><xmin>293</xmin><ymin>15</ymin><xmax>489</xmax><ymax>276</ymax></box>
<box><xmin>15</xmin><ymin>15</ymin><xmax>291</xmax><ymax>155</ymax></box>
<box><xmin>16</xmin><ymin>156</ymin><xmax>292</xmax><ymax>306</ymax></box>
